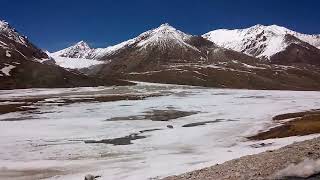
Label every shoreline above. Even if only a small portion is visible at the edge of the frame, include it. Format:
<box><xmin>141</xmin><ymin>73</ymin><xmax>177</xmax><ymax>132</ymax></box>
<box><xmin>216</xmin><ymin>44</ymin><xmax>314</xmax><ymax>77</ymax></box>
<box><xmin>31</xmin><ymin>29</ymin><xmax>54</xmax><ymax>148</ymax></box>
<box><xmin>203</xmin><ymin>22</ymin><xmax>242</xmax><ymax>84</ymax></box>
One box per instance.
<box><xmin>164</xmin><ymin>136</ymin><xmax>320</xmax><ymax>180</ymax></box>
<box><xmin>164</xmin><ymin>110</ymin><xmax>320</xmax><ymax>180</ymax></box>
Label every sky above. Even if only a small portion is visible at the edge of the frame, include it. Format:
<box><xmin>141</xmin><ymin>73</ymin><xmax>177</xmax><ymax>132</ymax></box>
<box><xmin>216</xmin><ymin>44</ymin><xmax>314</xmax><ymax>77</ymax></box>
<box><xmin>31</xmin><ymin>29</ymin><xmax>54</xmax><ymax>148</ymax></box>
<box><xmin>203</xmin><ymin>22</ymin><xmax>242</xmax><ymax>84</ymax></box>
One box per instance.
<box><xmin>1</xmin><ymin>0</ymin><xmax>320</xmax><ymax>51</ymax></box>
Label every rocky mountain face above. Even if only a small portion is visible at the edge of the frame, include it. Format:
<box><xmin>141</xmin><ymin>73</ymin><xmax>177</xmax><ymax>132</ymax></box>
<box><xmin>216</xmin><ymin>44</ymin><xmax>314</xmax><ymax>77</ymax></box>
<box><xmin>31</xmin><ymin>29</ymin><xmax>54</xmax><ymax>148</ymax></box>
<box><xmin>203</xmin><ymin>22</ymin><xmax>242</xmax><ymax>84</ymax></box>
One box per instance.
<box><xmin>202</xmin><ymin>24</ymin><xmax>320</xmax><ymax>63</ymax></box>
<box><xmin>0</xmin><ymin>20</ymin><xmax>49</xmax><ymax>61</ymax></box>
<box><xmin>0</xmin><ymin>20</ymin><xmax>131</xmax><ymax>89</ymax></box>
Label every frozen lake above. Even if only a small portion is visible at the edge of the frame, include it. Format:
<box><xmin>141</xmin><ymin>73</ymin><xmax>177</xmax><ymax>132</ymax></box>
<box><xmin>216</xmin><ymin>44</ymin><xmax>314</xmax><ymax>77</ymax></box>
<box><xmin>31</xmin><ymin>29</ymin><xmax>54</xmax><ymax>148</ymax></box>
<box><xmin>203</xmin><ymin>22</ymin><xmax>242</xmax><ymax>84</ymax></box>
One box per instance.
<box><xmin>0</xmin><ymin>82</ymin><xmax>320</xmax><ymax>180</ymax></box>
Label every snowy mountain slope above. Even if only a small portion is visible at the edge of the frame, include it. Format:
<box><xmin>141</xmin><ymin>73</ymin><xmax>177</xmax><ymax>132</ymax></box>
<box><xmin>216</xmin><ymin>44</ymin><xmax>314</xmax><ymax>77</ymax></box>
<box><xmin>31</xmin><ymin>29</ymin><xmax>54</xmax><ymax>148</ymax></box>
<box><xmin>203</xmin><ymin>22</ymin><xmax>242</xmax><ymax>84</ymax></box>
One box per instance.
<box><xmin>0</xmin><ymin>20</ymin><xmax>28</xmax><ymax>46</ymax></box>
<box><xmin>49</xmin><ymin>52</ymin><xmax>104</xmax><ymax>69</ymax></box>
<box><xmin>93</xmin><ymin>24</ymin><xmax>238</xmax><ymax>75</ymax></box>
<box><xmin>0</xmin><ymin>20</ymin><xmax>49</xmax><ymax>61</ymax></box>
<box><xmin>51</xmin><ymin>41</ymin><xmax>94</xmax><ymax>58</ymax></box>
<box><xmin>202</xmin><ymin>24</ymin><xmax>320</xmax><ymax>59</ymax></box>
<box><xmin>53</xmin><ymin>24</ymin><xmax>199</xmax><ymax>60</ymax></box>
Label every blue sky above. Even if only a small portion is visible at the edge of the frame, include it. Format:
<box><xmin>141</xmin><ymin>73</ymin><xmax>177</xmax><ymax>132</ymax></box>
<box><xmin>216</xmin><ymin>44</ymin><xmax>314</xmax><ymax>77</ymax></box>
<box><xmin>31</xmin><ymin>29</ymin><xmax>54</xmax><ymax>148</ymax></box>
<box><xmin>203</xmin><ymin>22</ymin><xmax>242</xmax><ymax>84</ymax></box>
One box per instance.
<box><xmin>1</xmin><ymin>0</ymin><xmax>319</xmax><ymax>51</ymax></box>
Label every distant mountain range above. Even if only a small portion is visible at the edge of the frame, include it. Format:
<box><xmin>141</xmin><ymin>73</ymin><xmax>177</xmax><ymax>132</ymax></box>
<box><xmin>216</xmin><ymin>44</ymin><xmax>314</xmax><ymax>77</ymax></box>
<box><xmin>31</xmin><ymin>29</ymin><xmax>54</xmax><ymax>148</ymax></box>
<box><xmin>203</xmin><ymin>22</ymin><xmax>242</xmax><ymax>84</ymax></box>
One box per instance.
<box><xmin>1</xmin><ymin>19</ymin><xmax>320</xmax><ymax>90</ymax></box>
<box><xmin>0</xmin><ymin>20</ymin><xmax>131</xmax><ymax>89</ymax></box>
<box><xmin>54</xmin><ymin>24</ymin><xmax>320</xmax><ymax>63</ymax></box>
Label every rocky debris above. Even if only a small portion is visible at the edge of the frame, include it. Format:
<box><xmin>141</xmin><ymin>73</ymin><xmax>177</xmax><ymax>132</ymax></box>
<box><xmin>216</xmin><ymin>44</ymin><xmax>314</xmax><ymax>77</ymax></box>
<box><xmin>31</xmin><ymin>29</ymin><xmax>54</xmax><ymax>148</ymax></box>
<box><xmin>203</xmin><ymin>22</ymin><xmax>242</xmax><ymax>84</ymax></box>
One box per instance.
<box><xmin>275</xmin><ymin>159</ymin><xmax>320</xmax><ymax>179</ymax></box>
<box><xmin>163</xmin><ymin>137</ymin><xmax>320</xmax><ymax>180</ymax></box>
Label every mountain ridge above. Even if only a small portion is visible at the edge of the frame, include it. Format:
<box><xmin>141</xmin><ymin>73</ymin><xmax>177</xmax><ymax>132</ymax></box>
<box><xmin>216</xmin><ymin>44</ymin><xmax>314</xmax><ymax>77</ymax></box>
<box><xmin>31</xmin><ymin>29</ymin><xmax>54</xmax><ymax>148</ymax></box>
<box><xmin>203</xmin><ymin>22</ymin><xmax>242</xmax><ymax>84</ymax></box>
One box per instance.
<box><xmin>52</xmin><ymin>24</ymin><xmax>320</xmax><ymax>65</ymax></box>
<box><xmin>202</xmin><ymin>24</ymin><xmax>320</xmax><ymax>60</ymax></box>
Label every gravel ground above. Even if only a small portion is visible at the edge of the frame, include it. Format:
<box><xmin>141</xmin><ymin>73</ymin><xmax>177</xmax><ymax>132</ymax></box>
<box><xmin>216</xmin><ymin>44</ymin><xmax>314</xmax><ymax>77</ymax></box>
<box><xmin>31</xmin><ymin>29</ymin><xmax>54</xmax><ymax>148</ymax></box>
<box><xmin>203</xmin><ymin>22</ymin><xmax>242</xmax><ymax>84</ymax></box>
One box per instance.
<box><xmin>163</xmin><ymin>137</ymin><xmax>320</xmax><ymax>180</ymax></box>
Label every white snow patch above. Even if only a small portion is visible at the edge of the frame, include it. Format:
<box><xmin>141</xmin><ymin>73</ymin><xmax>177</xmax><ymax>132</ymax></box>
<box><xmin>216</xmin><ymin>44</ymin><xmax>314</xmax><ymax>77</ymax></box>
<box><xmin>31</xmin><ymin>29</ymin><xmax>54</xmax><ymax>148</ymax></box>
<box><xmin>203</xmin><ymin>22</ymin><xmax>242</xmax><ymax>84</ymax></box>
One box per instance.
<box><xmin>5</xmin><ymin>50</ymin><xmax>11</xmax><ymax>57</ymax></box>
<box><xmin>1</xmin><ymin>65</ymin><xmax>15</xmax><ymax>76</ymax></box>
<box><xmin>275</xmin><ymin>159</ymin><xmax>320</xmax><ymax>178</ymax></box>
<box><xmin>203</xmin><ymin>24</ymin><xmax>320</xmax><ymax>59</ymax></box>
<box><xmin>50</xmin><ymin>54</ymin><xmax>104</xmax><ymax>69</ymax></box>
<box><xmin>241</xmin><ymin>63</ymin><xmax>267</xmax><ymax>69</ymax></box>
<box><xmin>0</xmin><ymin>20</ymin><xmax>27</xmax><ymax>46</ymax></box>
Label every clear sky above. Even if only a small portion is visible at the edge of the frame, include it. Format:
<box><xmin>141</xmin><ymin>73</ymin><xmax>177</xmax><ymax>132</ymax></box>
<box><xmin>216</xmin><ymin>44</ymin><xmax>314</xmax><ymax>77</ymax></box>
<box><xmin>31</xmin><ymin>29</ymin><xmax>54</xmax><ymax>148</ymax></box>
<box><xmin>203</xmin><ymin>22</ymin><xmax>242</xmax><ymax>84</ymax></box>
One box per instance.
<box><xmin>1</xmin><ymin>0</ymin><xmax>319</xmax><ymax>51</ymax></box>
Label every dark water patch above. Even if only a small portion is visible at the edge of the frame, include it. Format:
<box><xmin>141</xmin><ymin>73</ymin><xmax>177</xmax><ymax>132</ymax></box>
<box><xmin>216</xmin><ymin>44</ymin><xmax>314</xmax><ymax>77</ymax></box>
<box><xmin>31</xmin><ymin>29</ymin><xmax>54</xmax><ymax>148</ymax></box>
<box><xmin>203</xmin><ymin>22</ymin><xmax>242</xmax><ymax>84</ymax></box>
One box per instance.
<box><xmin>119</xmin><ymin>104</ymin><xmax>133</xmax><ymax>107</ymax></box>
<box><xmin>0</xmin><ymin>116</ymin><xmax>38</xmax><ymax>121</ymax></box>
<box><xmin>85</xmin><ymin>127</ymin><xmax>167</xmax><ymax>146</ymax></box>
<box><xmin>139</xmin><ymin>128</ymin><xmax>162</xmax><ymax>133</ymax></box>
<box><xmin>249</xmin><ymin>142</ymin><xmax>273</xmax><ymax>148</ymax></box>
<box><xmin>0</xmin><ymin>103</ymin><xmax>37</xmax><ymax>115</ymax></box>
<box><xmin>182</xmin><ymin>119</ymin><xmax>237</xmax><ymax>127</ymax></box>
<box><xmin>182</xmin><ymin>120</ymin><xmax>223</xmax><ymax>127</ymax></box>
<box><xmin>211</xmin><ymin>92</ymin><xmax>232</xmax><ymax>95</ymax></box>
<box><xmin>238</xmin><ymin>95</ymin><xmax>267</xmax><ymax>99</ymax></box>
<box><xmin>174</xmin><ymin>91</ymin><xmax>197</xmax><ymax>97</ymax></box>
<box><xmin>85</xmin><ymin>133</ymin><xmax>146</xmax><ymax>146</ymax></box>
<box><xmin>57</xmin><ymin>94</ymin><xmax>160</xmax><ymax>104</ymax></box>
<box><xmin>107</xmin><ymin>109</ymin><xmax>198</xmax><ymax>122</ymax></box>
<box><xmin>108</xmin><ymin>115</ymin><xmax>145</xmax><ymax>121</ymax></box>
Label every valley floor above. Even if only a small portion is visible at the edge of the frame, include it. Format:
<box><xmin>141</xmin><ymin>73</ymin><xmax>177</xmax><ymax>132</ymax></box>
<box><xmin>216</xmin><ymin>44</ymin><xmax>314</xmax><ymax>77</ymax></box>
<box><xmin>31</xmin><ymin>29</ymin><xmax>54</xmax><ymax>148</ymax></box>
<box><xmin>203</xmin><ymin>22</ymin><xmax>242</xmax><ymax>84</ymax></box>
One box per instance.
<box><xmin>0</xmin><ymin>82</ymin><xmax>320</xmax><ymax>180</ymax></box>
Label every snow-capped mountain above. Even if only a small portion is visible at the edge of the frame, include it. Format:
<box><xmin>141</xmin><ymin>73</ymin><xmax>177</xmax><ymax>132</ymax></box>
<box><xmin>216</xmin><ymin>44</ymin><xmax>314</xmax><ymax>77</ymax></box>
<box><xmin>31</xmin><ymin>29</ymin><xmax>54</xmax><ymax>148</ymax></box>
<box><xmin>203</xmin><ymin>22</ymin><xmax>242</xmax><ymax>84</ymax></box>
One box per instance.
<box><xmin>49</xmin><ymin>41</ymin><xmax>105</xmax><ymax>69</ymax></box>
<box><xmin>48</xmin><ymin>23</ymin><xmax>320</xmax><ymax>90</ymax></box>
<box><xmin>53</xmin><ymin>23</ymin><xmax>199</xmax><ymax>60</ymax></box>
<box><xmin>131</xmin><ymin>23</ymin><xmax>195</xmax><ymax>50</ymax></box>
<box><xmin>202</xmin><ymin>24</ymin><xmax>320</xmax><ymax>59</ymax></box>
<box><xmin>51</xmin><ymin>41</ymin><xmax>94</xmax><ymax>58</ymax></box>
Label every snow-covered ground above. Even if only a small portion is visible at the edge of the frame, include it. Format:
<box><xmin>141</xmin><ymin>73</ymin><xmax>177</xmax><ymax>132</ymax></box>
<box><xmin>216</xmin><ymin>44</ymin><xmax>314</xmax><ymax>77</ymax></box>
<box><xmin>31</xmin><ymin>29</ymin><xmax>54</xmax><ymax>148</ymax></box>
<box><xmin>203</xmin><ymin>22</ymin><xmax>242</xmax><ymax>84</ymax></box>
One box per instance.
<box><xmin>0</xmin><ymin>83</ymin><xmax>320</xmax><ymax>180</ymax></box>
<box><xmin>0</xmin><ymin>64</ymin><xmax>15</xmax><ymax>76</ymax></box>
<box><xmin>51</xmin><ymin>55</ymin><xmax>104</xmax><ymax>69</ymax></box>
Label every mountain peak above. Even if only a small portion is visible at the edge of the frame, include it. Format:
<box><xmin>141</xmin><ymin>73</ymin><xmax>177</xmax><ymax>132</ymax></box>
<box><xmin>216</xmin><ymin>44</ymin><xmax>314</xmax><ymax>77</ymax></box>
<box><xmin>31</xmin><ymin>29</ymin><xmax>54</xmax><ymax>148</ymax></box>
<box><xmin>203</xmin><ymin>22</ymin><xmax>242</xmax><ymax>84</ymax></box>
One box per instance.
<box><xmin>73</xmin><ymin>41</ymin><xmax>91</xmax><ymax>49</ymax></box>
<box><xmin>153</xmin><ymin>23</ymin><xmax>177</xmax><ymax>33</ymax></box>
<box><xmin>158</xmin><ymin>23</ymin><xmax>173</xmax><ymax>28</ymax></box>
<box><xmin>134</xmin><ymin>23</ymin><xmax>195</xmax><ymax>50</ymax></box>
<box><xmin>0</xmin><ymin>20</ymin><xmax>9</xmax><ymax>28</ymax></box>
<box><xmin>0</xmin><ymin>19</ymin><xmax>27</xmax><ymax>45</ymax></box>
<box><xmin>51</xmin><ymin>40</ymin><xmax>93</xmax><ymax>58</ymax></box>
